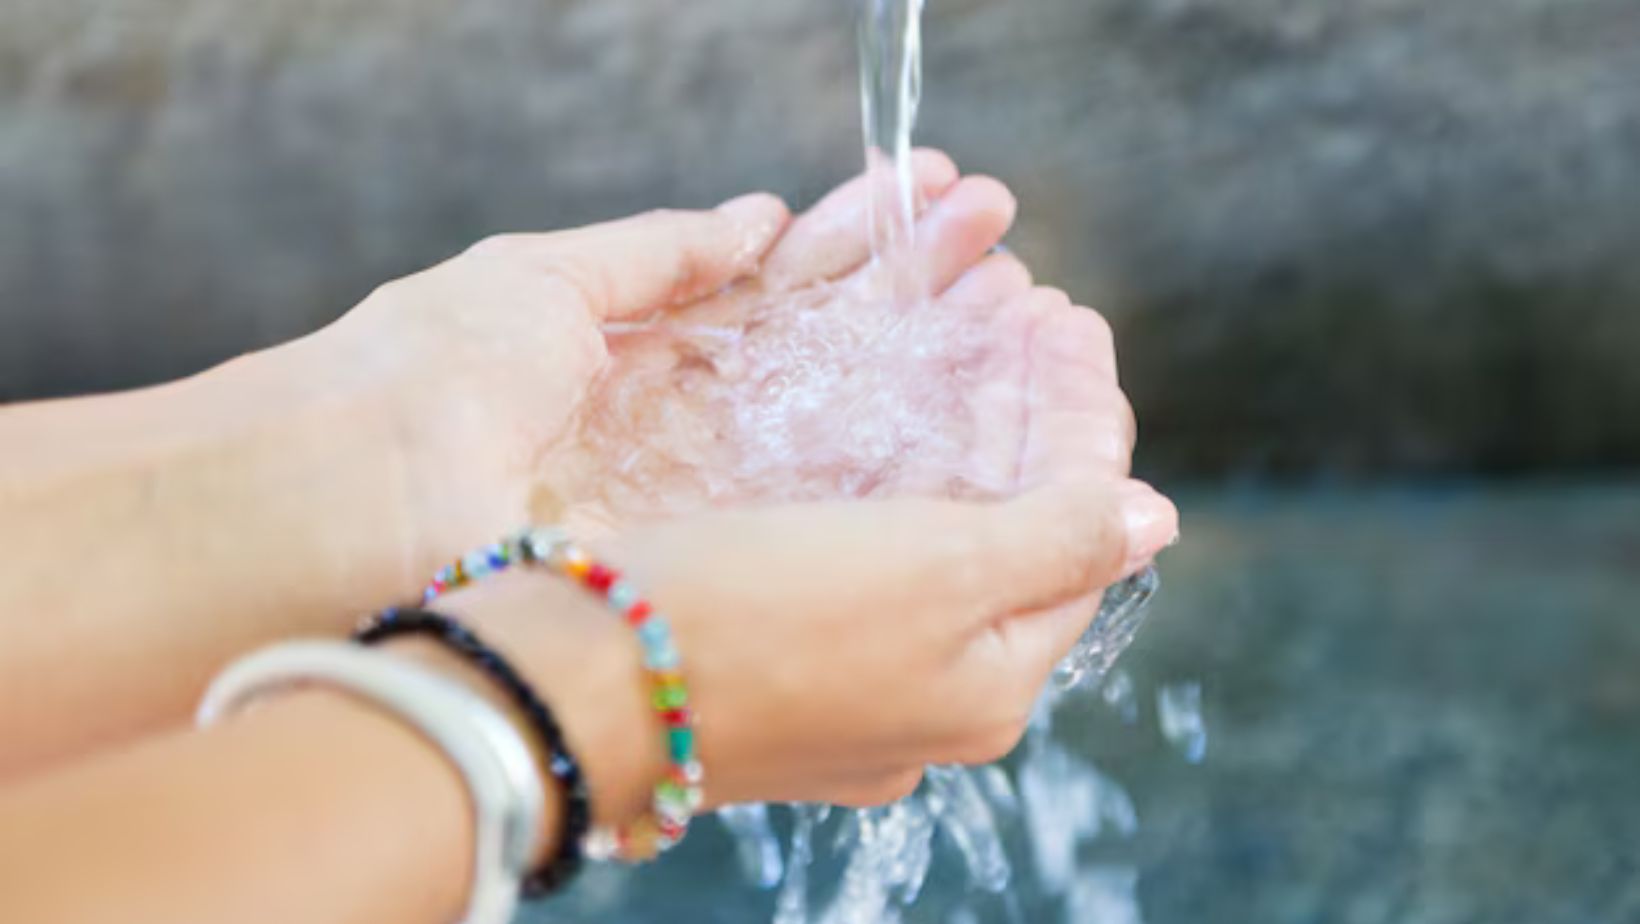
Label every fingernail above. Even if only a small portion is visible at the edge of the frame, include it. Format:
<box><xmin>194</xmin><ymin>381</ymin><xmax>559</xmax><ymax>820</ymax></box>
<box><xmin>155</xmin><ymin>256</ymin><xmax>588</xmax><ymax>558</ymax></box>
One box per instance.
<box><xmin>1117</xmin><ymin>481</ymin><xmax>1178</xmax><ymax>576</ymax></box>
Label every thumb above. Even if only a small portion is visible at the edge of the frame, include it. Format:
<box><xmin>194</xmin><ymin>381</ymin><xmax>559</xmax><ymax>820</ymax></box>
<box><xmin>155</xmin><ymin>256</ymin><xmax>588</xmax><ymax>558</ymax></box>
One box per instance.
<box><xmin>958</xmin><ymin>478</ymin><xmax>1178</xmax><ymax>621</ymax></box>
<box><xmin>474</xmin><ymin>193</ymin><xmax>790</xmax><ymax>320</ymax></box>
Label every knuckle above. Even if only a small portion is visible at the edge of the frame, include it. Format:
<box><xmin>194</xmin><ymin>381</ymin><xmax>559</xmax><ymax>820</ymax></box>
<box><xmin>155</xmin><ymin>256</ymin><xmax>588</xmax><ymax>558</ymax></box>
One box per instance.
<box><xmin>538</xmin><ymin>256</ymin><xmax>610</xmax><ymax>314</ymax></box>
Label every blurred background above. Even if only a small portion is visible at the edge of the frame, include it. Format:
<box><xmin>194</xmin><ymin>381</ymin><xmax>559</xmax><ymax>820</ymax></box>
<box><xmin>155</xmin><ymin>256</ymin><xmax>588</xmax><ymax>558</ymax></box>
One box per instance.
<box><xmin>3</xmin><ymin>0</ymin><xmax>1637</xmax><ymax>922</ymax></box>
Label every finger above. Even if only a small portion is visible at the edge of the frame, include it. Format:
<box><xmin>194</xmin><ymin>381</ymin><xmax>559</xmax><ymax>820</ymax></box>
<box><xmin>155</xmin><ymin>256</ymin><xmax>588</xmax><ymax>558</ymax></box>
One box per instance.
<box><xmin>762</xmin><ymin>148</ymin><xmax>959</xmax><ymax>289</ymax></box>
<box><xmin>468</xmin><ymin>193</ymin><xmax>790</xmax><ymax>320</ymax></box>
<box><xmin>910</xmin><ymin>175</ymin><xmax>1018</xmax><ymax>296</ymax></box>
<box><xmin>1019</xmin><ymin>297</ymin><xmax>1136</xmax><ymax>481</ymax></box>
<box><xmin>937</xmin><ymin>251</ymin><xmax>1034</xmax><ymax>316</ymax></box>
<box><xmin>946</xmin><ymin>261</ymin><xmax>1042</xmax><ymax>491</ymax></box>
<box><xmin>958</xmin><ymin>478</ymin><xmax>1177</xmax><ymax>619</ymax></box>
<box><xmin>695</xmin><ymin>478</ymin><xmax>1173</xmax><ymax>627</ymax></box>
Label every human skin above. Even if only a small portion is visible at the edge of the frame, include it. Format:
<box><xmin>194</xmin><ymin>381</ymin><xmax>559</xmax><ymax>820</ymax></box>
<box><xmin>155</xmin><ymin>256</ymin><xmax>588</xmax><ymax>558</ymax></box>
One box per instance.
<box><xmin>0</xmin><ymin>465</ymin><xmax>1167</xmax><ymax>924</ymax></box>
<box><xmin>0</xmin><ymin>150</ymin><xmax>1021</xmax><ymax>779</ymax></box>
<box><xmin>0</xmin><ymin>150</ymin><xmax>1177</xmax><ymax>922</ymax></box>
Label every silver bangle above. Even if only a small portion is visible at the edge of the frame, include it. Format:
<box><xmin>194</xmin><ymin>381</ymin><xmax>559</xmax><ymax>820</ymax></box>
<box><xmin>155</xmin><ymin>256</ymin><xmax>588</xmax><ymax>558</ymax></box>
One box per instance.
<box><xmin>196</xmin><ymin>641</ymin><xmax>544</xmax><ymax>924</ymax></box>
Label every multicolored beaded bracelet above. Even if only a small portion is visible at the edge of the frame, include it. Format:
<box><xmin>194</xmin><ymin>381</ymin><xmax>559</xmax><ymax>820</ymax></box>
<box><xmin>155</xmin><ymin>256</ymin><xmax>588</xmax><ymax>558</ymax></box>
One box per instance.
<box><xmin>420</xmin><ymin>527</ymin><xmax>704</xmax><ymax>863</ymax></box>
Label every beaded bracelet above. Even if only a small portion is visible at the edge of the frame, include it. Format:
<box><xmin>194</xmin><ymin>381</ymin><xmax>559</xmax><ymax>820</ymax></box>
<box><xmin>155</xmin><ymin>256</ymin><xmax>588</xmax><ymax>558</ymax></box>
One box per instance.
<box><xmin>421</xmin><ymin>527</ymin><xmax>704</xmax><ymax>862</ymax></box>
<box><xmin>353</xmin><ymin>608</ymin><xmax>591</xmax><ymax>895</ymax></box>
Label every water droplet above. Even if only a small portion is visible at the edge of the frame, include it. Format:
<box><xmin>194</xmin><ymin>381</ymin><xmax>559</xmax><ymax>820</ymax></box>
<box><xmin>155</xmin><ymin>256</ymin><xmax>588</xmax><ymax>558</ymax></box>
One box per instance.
<box><xmin>773</xmin><ymin>804</ymin><xmax>821</xmax><ymax>924</ymax></box>
<box><xmin>715</xmin><ymin>802</ymin><xmax>784</xmax><ymax>889</ymax></box>
<box><xmin>925</xmin><ymin>766</ymin><xmax>1011</xmax><ymax>893</ymax></box>
<box><xmin>1158</xmin><ymin>681</ymin><xmax>1208</xmax><ymax>764</ymax></box>
<box><xmin>1101</xmin><ymin>668</ymin><xmax>1140</xmax><ymax>725</ymax></box>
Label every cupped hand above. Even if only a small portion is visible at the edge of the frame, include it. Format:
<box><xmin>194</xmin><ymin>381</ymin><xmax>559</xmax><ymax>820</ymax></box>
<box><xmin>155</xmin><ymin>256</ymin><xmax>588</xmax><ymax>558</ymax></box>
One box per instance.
<box><xmin>444</xmin><ymin>469</ymin><xmax>1176</xmax><ymax>824</ymax></box>
<box><xmin>536</xmin><ymin>151</ymin><xmax>1143</xmax><ymax>534</ymax></box>
<box><xmin>308</xmin><ymin>149</ymin><xmax>1026</xmax><ymax>579</ymax></box>
<box><xmin>309</xmin><ymin>190</ymin><xmax>792</xmax><ymax>573</ymax></box>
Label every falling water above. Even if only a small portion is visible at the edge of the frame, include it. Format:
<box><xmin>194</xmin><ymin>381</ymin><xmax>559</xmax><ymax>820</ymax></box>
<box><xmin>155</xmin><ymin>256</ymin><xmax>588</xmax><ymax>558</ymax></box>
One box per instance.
<box><xmin>549</xmin><ymin>1</ymin><xmax>1196</xmax><ymax>919</ymax></box>
<box><xmin>685</xmin><ymin>3</ymin><xmax>1191</xmax><ymax>922</ymax></box>
<box><xmin>857</xmin><ymin>0</ymin><xmax>926</xmax><ymax>304</ymax></box>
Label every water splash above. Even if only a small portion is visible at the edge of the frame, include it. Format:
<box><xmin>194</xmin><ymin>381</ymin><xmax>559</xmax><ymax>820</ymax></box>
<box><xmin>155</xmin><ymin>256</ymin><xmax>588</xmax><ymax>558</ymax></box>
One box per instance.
<box><xmin>773</xmin><ymin>805</ymin><xmax>826</xmax><ymax>924</ymax></box>
<box><xmin>924</xmin><ymin>766</ymin><xmax>1010</xmax><ymax>894</ymax></box>
<box><xmin>818</xmin><ymin>800</ymin><xmax>937</xmax><ymax>923</ymax></box>
<box><xmin>1101</xmin><ymin>669</ymin><xmax>1141</xmax><ymax>726</ymax></box>
<box><xmin>1019</xmin><ymin>735</ymin><xmax>1138</xmax><ymax>891</ymax></box>
<box><xmin>1052</xmin><ymin>568</ymin><xmax>1161</xmax><ymax>695</ymax></box>
<box><xmin>717</xmin><ymin>802</ymin><xmax>786</xmax><ymax>890</ymax></box>
<box><xmin>556</xmin><ymin>1</ymin><xmax>1191</xmax><ymax>919</ymax></box>
<box><xmin>1157</xmin><ymin>682</ymin><xmax>1208</xmax><ymax>765</ymax></box>
<box><xmin>1065</xmin><ymin>866</ymin><xmax>1146</xmax><ymax>924</ymax></box>
<box><xmin>722</xmin><ymin>572</ymin><xmax>1162</xmax><ymax>924</ymax></box>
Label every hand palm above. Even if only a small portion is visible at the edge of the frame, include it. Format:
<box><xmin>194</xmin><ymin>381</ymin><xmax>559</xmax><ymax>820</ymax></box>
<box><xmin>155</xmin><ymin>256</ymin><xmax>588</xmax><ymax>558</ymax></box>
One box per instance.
<box><xmin>529</xmin><ymin>156</ymin><xmax>1134</xmax><ymax>534</ymax></box>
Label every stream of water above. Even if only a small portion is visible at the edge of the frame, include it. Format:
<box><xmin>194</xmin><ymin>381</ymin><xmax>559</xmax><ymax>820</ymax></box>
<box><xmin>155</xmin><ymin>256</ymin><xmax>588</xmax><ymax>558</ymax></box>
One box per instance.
<box><xmin>547</xmin><ymin>2</ymin><xmax>1196</xmax><ymax>919</ymax></box>
<box><xmin>691</xmin><ymin>4</ymin><xmax>1179</xmax><ymax>921</ymax></box>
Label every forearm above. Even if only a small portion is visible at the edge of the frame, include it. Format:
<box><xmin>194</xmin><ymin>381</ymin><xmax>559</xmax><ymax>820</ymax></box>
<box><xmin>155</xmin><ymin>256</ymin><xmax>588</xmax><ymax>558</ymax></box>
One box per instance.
<box><xmin>0</xmin><ymin>689</ymin><xmax>509</xmax><ymax>924</ymax></box>
<box><xmin>0</xmin><ymin>337</ymin><xmax>436</xmax><ymax>777</ymax></box>
<box><xmin>0</xmin><ymin>572</ymin><xmax>646</xmax><ymax>924</ymax></box>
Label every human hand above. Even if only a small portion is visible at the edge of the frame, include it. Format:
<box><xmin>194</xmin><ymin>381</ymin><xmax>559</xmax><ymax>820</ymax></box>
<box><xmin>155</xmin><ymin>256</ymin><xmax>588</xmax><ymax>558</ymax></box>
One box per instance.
<box><xmin>305</xmin><ymin>150</ymin><xmax>1013</xmax><ymax>577</ymax></box>
<box><xmin>443</xmin><ymin>469</ymin><xmax>1176</xmax><ymax>824</ymax></box>
<box><xmin>300</xmin><ymin>191</ymin><xmax>791</xmax><ymax>571</ymax></box>
<box><xmin>535</xmin><ymin>151</ymin><xmax>1139</xmax><ymax>532</ymax></box>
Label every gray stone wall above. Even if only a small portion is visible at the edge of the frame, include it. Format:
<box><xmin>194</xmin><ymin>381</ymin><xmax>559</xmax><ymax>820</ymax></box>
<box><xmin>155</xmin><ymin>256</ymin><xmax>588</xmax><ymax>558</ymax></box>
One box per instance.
<box><xmin>4</xmin><ymin>0</ymin><xmax>1639</xmax><ymax>477</ymax></box>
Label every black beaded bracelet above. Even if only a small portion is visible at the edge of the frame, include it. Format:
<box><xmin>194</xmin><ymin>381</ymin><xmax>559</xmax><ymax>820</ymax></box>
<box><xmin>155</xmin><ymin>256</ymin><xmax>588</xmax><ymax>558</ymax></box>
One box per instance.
<box><xmin>354</xmin><ymin>607</ymin><xmax>592</xmax><ymax>896</ymax></box>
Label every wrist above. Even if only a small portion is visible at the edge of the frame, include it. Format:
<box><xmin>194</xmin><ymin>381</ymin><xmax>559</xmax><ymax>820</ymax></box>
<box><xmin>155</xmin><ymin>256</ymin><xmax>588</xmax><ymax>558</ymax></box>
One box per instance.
<box><xmin>381</xmin><ymin>635</ymin><xmax>567</xmax><ymax>868</ymax></box>
<box><xmin>430</xmin><ymin>570</ymin><xmax>665</xmax><ymax>829</ymax></box>
<box><xmin>195</xmin><ymin>331</ymin><xmax>530</xmax><ymax>614</ymax></box>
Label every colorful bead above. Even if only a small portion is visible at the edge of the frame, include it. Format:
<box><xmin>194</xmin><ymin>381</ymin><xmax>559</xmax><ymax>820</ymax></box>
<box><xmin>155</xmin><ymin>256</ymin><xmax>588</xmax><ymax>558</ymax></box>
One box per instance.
<box><xmin>585</xmin><ymin>563</ymin><xmax>617</xmax><ymax>592</ymax></box>
<box><xmin>520</xmin><ymin>526</ymin><xmax>568</xmax><ymax>563</ymax></box>
<box><xmin>644</xmin><ymin>642</ymin><xmax>680</xmax><ymax>671</ymax></box>
<box><xmin>624</xmin><ymin>600</ymin><xmax>653</xmax><ymax>627</ymax></box>
<box><xmin>656</xmin><ymin>795</ymin><xmax>691</xmax><ymax>826</ymax></box>
<box><xmin>563</xmin><ymin>549</ymin><xmax>591</xmax><ymax>579</ymax></box>
<box><xmin>652</xmin><ymin>683</ymin><xmax>688</xmax><ymax>711</ymax></box>
<box><xmin>668</xmin><ymin>727</ymin><xmax>694</xmax><ymax>763</ymax></box>
<box><xmin>582</xmin><ymin>827</ymin><xmax>619</xmax><ymax>862</ymax></box>
<box><xmin>607</xmin><ymin>580</ymin><xmax>640</xmax><ymax>612</ymax></box>
<box><xmin>422</xmin><ymin>527</ymin><xmax>702</xmax><ymax>864</ymax></box>
<box><xmin>637</xmin><ymin>615</ymin><xmax>671</xmax><ymax>649</ymax></box>
<box><xmin>461</xmin><ymin>551</ymin><xmax>491</xmax><ymax>580</ymax></box>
